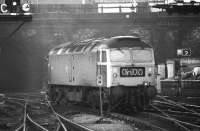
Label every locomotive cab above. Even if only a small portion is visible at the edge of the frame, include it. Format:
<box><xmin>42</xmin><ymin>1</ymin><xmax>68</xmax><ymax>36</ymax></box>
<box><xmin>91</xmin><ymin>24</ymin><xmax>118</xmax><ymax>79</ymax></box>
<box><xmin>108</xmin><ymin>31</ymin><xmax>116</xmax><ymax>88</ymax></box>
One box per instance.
<box><xmin>96</xmin><ymin>44</ymin><xmax>157</xmax><ymax>110</ymax></box>
<box><xmin>97</xmin><ymin>47</ymin><xmax>155</xmax><ymax>88</ymax></box>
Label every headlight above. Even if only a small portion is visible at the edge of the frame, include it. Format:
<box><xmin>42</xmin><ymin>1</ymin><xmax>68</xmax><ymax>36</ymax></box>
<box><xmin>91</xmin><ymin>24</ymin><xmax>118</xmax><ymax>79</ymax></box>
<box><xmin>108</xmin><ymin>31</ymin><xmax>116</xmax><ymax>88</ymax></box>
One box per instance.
<box><xmin>113</xmin><ymin>73</ymin><xmax>118</xmax><ymax>78</ymax></box>
<box><xmin>148</xmin><ymin>68</ymin><xmax>152</xmax><ymax>72</ymax></box>
<box><xmin>22</xmin><ymin>3</ymin><xmax>30</xmax><ymax>12</ymax></box>
<box><xmin>144</xmin><ymin>81</ymin><xmax>149</xmax><ymax>86</ymax></box>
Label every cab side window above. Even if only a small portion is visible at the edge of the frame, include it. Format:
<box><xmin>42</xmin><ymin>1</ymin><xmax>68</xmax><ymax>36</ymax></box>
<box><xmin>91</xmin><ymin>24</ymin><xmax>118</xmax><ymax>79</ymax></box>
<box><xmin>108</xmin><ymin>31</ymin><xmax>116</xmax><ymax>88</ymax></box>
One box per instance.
<box><xmin>102</xmin><ymin>51</ymin><xmax>107</xmax><ymax>62</ymax></box>
<box><xmin>97</xmin><ymin>50</ymin><xmax>107</xmax><ymax>62</ymax></box>
<box><xmin>97</xmin><ymin>51</ymin><xmax>100</xmax><ymax>62</ymax></box>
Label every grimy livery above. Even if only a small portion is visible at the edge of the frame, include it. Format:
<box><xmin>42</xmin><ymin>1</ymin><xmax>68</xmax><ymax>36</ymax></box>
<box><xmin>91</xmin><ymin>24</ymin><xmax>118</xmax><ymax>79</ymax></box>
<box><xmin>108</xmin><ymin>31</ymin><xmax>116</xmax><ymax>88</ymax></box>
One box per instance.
<box><xmin>48</xmin><ymin>36</ymin><xmax>157</xmax><ymax>111</ymax></box>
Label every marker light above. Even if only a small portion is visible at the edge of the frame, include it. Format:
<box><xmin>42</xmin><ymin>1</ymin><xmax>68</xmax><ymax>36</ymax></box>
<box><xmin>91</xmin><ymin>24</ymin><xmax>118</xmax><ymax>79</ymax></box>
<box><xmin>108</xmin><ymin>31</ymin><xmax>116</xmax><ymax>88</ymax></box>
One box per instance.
<box><xmin>113</xmin><ymin>73</ymin><xmax>118</xmax><ymax>78</ymax></box>
<box><xmin>177</xmin><ymin>49</ymin><xmax>183</xmax><ymax>56</ymax></box>
<box><xmin>148</xmin><ymin>68</ymin><xmax>152</xmax><ymax>72</ymax></box>
<box><xmin>144</xmin><ymin>82</ymin><xmax>149</xmax><ymax>86</ymax></box>
<box><xmin>12</xmin><ymin>2</ymin><xmax>17</xmax><ymax>6</ymax></box>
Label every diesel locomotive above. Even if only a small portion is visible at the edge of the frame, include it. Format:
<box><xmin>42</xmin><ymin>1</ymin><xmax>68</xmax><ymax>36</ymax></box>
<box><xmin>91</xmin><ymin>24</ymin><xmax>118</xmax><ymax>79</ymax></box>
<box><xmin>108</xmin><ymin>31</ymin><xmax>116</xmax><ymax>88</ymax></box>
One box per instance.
<box><xmin>47</xmin><ymin>36</ymin><xmax>157</xmax><ymax>111</ymax></box>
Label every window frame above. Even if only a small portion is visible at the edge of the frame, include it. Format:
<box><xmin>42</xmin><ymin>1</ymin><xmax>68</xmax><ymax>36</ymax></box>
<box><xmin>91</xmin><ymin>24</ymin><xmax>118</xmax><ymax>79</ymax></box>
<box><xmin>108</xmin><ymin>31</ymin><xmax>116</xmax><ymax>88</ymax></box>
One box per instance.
<box><xmin>97</xmin><ymin>49</ymin><xmax>109</xmax><ymax>63</ymax></box>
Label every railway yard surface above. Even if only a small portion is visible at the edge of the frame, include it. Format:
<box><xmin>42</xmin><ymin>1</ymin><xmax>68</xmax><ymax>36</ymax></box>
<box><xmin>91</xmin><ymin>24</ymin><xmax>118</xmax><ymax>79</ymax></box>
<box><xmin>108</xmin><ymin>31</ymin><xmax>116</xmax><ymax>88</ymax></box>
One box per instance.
<box><xmin>0</xmin><ymin>92</ymin><xmax>200</xmax><ymax>131</ymax></box>
<box><xmin>1</xmin><ymin>1</ymin><xmax>200</xmax><ymax>131</ymax></box>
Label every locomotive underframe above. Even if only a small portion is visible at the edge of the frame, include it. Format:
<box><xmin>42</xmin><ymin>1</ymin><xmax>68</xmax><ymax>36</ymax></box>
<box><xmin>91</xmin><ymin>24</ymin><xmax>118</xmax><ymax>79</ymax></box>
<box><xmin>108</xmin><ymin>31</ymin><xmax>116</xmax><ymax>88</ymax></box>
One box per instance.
<box><xmin>48</xmin><ymin>84</ymin><xmax>155</xmax><ymax>111</ymax></box>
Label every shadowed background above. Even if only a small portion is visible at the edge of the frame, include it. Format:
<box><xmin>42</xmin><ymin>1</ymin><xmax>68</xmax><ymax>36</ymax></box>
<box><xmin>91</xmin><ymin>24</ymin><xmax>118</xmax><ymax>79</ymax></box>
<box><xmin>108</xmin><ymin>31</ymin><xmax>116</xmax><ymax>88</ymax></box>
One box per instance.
<box><xmin>0</xmin><ymin>1</ymin><xmax>200</xmax><ymax>93</ymax></box>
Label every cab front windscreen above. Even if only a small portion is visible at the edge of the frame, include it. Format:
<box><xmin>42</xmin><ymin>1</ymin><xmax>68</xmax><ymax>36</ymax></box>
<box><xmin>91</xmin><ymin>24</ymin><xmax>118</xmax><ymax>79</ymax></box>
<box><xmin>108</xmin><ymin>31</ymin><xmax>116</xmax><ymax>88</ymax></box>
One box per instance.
<box><xmin>110</xmin><ymin>48</ymin><xmax>153</xmax><ymax>63</ymax></box>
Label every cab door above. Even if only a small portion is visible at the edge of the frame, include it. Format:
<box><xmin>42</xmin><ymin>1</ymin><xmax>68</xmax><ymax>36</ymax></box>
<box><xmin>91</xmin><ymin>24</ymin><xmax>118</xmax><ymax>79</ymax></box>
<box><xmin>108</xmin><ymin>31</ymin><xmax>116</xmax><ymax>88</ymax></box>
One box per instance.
<box><xmin>70</xmin><ymin>55</ymin><xmax>75</xmax><ymax>84</ymax></box>
<box><xmin>97</xmin><ymin>49</ymin><xmax>110</xmax><ymax>87</ymax></box>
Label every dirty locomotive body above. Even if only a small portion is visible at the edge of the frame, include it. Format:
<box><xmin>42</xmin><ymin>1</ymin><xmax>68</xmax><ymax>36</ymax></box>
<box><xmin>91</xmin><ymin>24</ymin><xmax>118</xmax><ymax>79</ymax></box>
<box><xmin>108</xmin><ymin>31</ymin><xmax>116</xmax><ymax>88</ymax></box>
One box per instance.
<box><xmin>47</xmin><ymin>36</ymin><xmax>157</xmax><ymax>111</ymax></box>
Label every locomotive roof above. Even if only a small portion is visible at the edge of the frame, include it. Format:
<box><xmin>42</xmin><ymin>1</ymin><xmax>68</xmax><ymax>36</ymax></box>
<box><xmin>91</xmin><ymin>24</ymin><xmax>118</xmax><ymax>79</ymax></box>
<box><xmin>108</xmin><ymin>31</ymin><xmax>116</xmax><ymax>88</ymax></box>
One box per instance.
<box><xmin>50</xmin><ymin>36</ymin><xmax>152</xmax><ymax>55</ymax></box>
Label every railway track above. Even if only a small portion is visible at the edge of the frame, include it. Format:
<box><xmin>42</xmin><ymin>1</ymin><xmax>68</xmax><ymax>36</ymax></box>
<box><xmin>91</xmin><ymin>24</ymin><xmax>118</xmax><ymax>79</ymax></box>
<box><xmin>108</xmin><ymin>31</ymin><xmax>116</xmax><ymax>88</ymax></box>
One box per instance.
<box><xmin>46</xmin><ymin>99</ymin><xmax>94</xmax><ymax>131</ymax></box>
<box><xmin>106</xmin><ymin>110</ymin><xmax>191</xmax><ymax>131</ymax></box>
<box><xmin>105</xmin><ymin>95</ymin><xmax>200</xmax><ymax>131</ymax></box>
<box><xmin>0</xmin><ymin>97</ymin><xmax>24</xmax><ymax>130</ymax></box>
<box><xmin>105</xmin><ymin>112</ymin><xmax>168</xmax><ymax>131</ymax></box>
<box><xmin>2</xmin><ymin>93</ymin><xmax>200</xmax><ymax>131</ymax></box>
<box><xmin>160</xmin><ymin>96</ymin><xmax>200</xmax><ymax>107</ymax></box>
<box><xmin>0</xmin><ymin>93</ymin><xmax>95</xmax><ymax>131</ymax></box>
<box><xmin>146</xmin><ymin>95</ymin><xmax>200</xmax><ymax>131</ymax></box>
<box><xmin>54</xmin><ymin>101</ymin><xmax>181</xmax><ymax>131</ymax></box>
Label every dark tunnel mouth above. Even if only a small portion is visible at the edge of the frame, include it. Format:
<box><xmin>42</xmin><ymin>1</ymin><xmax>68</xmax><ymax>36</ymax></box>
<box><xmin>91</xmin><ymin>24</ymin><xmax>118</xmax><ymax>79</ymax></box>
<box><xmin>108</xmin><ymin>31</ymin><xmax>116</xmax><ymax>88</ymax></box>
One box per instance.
<box><xmin>0</xmin><ymin>40</ymin><xmax>31</xmax><ymax>93</ymax></box>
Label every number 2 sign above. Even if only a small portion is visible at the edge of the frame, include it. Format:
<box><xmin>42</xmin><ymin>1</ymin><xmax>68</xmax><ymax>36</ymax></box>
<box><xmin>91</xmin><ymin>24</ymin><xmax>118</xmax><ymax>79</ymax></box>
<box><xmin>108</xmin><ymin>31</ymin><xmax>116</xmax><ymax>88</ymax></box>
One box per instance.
<box><xmin>177</xmin><ymin>49</ymin><xmax>191</xmax><ymax>57</ymax></box>
<box><xmin>182</xmin><ymin>49</ymin><xmax>191</xmax><ymax>56</ymax></box>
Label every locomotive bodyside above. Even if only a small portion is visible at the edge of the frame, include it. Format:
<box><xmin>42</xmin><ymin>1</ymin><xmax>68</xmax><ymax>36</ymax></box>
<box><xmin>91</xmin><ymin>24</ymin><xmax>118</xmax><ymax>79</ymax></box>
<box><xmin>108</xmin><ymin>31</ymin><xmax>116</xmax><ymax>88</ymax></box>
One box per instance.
<box><xmin>49</xmin><ymin>52</ymin><xmax>97</xmax><ymax>87</ymax></box>
<box><xmin>48</xmin><ymin>36</ymin><xmax>157</xmax><ymax>111</ymax></box>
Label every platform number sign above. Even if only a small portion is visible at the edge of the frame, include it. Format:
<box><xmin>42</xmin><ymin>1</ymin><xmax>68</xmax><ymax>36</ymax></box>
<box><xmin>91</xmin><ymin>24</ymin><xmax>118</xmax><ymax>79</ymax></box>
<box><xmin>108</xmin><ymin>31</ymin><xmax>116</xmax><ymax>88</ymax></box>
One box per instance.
<box><xmin>183</xmin><ymin>49</ymin><xmax>191</xmax><ymax>56</ymax></box>
<box><xmin>177</xmin><ymin>49</ymin><xmax>191</xmax><ymax>57</ymax></box>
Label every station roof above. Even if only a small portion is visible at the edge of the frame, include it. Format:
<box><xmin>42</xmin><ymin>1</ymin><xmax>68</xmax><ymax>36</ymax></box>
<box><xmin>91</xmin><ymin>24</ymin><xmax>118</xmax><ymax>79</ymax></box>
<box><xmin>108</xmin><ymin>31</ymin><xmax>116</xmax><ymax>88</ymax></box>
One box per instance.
<box><xmin>32</xmin><ymin>0</ymin><xmax>144</xmax><ymax>4</ymax></box>
<box><xmin>49</xmin><ymin>36</ymin><xmax>151</xmax><ymax>55</ymax></box>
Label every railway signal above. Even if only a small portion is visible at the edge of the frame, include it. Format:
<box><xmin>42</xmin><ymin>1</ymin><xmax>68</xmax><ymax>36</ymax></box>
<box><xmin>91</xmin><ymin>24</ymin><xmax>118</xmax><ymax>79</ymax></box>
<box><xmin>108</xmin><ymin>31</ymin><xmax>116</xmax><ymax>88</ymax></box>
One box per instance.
<box><xmin>5</xmin><ymin>0</ymin><xmax>20</xmax><ymax>13</ymax></box>
<box><xmin>22</xmin><ymin>3</ymin><xmax>30</xmax><ymax>12</ymax></box>
<box><xmin>0</xmin><ymin>0</ymin><xmax>32</xmax><ymax>21</ymax></box>
<box><xmin>176</xmin><ymin>48</ymin><xmax>191</xmax><ymax>96</ymax></box>
<box><xmin>177</xmin><ymin>48</ymin><xmax>192</xmax><ymax>57</ymax></box>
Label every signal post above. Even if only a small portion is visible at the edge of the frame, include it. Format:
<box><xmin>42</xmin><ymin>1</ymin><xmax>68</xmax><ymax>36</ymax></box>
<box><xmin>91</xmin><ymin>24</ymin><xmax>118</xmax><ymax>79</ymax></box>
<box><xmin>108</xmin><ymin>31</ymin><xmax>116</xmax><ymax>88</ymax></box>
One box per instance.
<box><xmin>176</xmin><ymin>48</ymin><xmax>191</xmax><ymax>96</ymax></box>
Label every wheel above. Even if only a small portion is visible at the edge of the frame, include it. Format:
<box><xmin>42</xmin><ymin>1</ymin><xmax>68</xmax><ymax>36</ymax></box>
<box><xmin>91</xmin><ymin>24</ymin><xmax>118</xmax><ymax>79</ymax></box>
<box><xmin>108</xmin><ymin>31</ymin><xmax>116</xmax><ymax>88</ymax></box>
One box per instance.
<box><xmin>54</xmin><ymin>88</ymin><xmax>62</xmax><ymax>105</ymax></box>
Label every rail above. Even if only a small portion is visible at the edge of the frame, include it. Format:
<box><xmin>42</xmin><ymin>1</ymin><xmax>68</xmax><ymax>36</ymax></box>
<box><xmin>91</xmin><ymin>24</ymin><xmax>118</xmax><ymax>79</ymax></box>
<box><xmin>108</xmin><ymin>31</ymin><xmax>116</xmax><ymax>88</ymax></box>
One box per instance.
<box><xmin>106</xmin><ymin>112</ymin><xmax>167</xmax><ymax>131</ymax></box>
<box><xmin>46</xmin><ymin>99</ymin><xmax>94</xmax><ymax>131</ymax></box>
<box><xmin>57</xmin><ymin>113</ymin><xmax>95</xmax><ymax>131</ymax></box>
<box><xmin>26</xmin><ymin>114</ymin><xmax>48</xmax><ymax>131</ymax></box>
<box><xmin>149</xmin><ymin>95</ymin><xmax>200</xmax><ymax>130</ymax></box>
<box><xmin>46</xmin><ymin>100</ymin><xmax>68</xmax><ymax>131</ymax></box>
<box><xmin>3</xmin><ymin>93</ymin><xmax>200</xmax><ymax>131</ymax></box>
